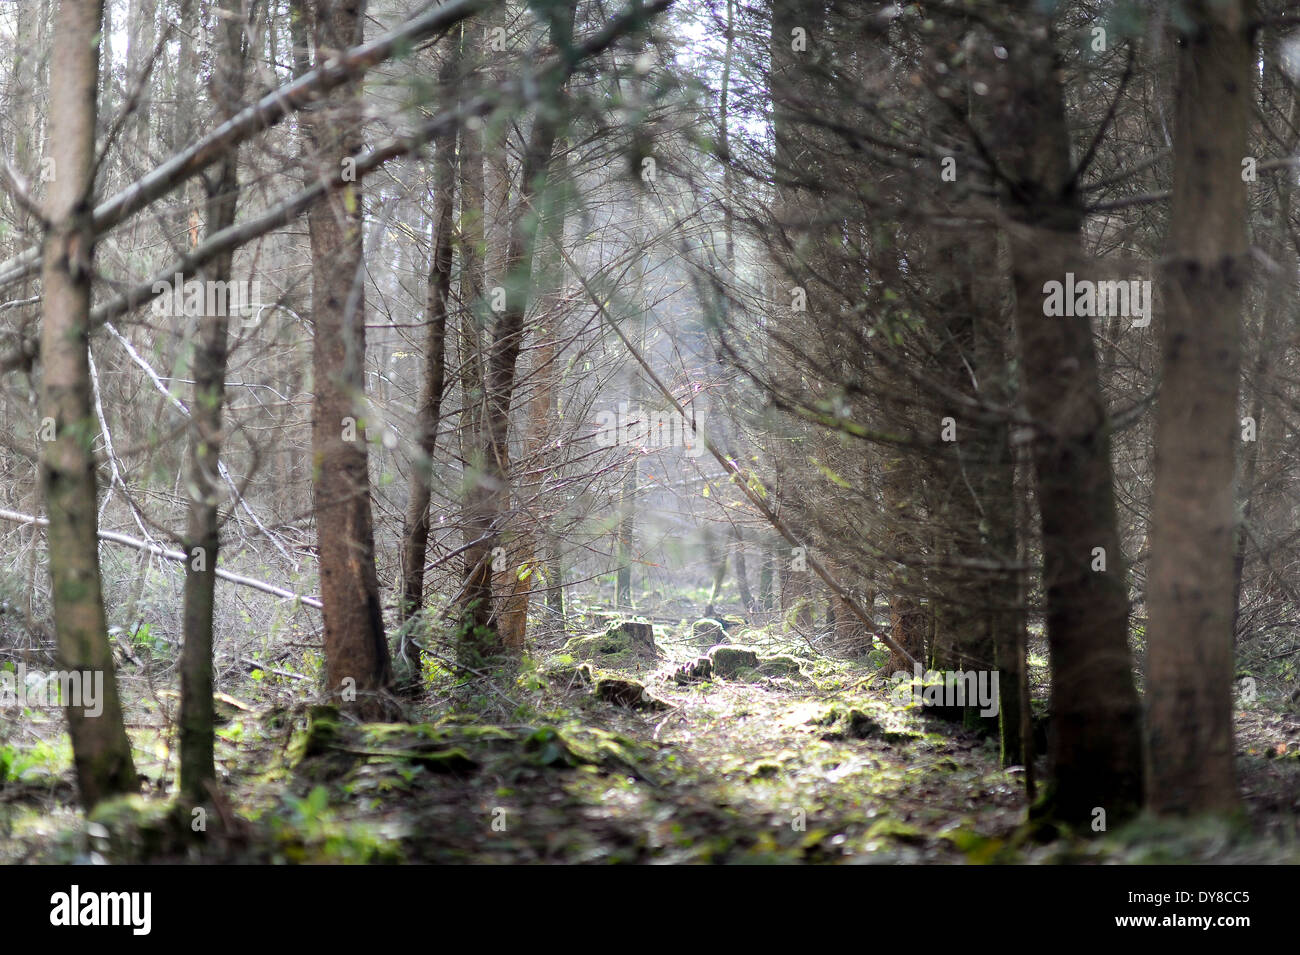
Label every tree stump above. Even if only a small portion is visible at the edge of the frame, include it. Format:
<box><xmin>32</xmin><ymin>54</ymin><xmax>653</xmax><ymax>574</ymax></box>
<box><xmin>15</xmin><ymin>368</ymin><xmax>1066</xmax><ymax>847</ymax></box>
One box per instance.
<box><xmin>691</xmin><ymin>618</ymin><xmax>727</xmax><ymax>646</ymax></box>
<box><xmin>612</xmin><ymin>620</ymin><xmax>656</xmax><ymax>656</ymax></box>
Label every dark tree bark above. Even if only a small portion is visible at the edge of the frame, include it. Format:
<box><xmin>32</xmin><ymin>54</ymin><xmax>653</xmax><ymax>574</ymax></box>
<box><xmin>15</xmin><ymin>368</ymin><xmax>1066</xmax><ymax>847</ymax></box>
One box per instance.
<box><xmin>925</xmin><ymin>234</ymin><xmax>1010</xmax><ymax>738</ymax></box>
<box><xmin>987</xmin><ymin>2</ymin><xmax>1144</xmax><ymax>826</ymax></box>
<box><xmin>1147</xmin><ymin>0</ymin><xmax>1252</xmax><ymax>815</ymax></box>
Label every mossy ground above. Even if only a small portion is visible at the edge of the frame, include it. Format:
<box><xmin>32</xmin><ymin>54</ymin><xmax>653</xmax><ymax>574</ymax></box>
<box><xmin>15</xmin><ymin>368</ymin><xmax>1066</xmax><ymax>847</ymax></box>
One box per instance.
<box><xmin>2</xmin><ymin>612</ymin><xmax>1298</xmax><ymax>863</ymax></box>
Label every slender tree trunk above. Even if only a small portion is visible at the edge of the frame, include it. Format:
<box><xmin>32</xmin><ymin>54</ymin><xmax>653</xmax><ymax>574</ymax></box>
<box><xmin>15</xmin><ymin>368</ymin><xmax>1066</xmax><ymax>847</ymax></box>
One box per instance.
<box><xmin>615</xmin><ymin>380</ymin><xmax>638</xmax><ymax>609</ymax></box>
<box><xmin>496</xmin><ymin>144</ymin><xmax>570</xmax><ymax>647</ymax></box>
<box><xmin>456</xmin><ymin>17</ymin><xmax>490</xmax><ymax>647</ymax></box>
<box><xmin>125</xmin><ymin>0</ymin><xmax>156</xmax><ymax>154</ymax></box>
<box><xmin>927</xmin><ymin>239</ymin><xmax>993</xmax><ymax>732</ymax></box>
<box><xmin>823</xmin><ymin>556</ymin><xmax>865</xmax><ymax>651</ymax></box>
<box><xmin>731</xmin><ymin>524</ymin><xmax>756</xmax><ymax>613</ymax></box>
<box><xmin>179</xmin><ymin>0</ymin><xmax>245</xmax><ymax>802</ymax></box>
<box><xmin>882</xmin><ymin>449</ymin><xmax>923</xmax><ymax>671</ymax></box>
<box><xmin>767</xmin><ymin>0</ymin><xmax>823</xmax><ymax>633</ymax></box>
<box><xmin>302</xmin><ymin>0</ymin><xmax>392</xmax><ymax>715</ymax></box>
<box><xmin>718</xmin><ymin>0</ymin><xmax>754</xmax><ymax>621</ymax></box>
<box><xmin>1232</xmin><ymin>201</ymin><xmax>1288</xmax><ymax>633</ymax></box>
<box><xmin>461</xmin><ymin>4</ymin><xmax>575</xmax><ymax>656</ymax></box>
<box><xmin>9</xmin><ymin>0</ymin><xmax>45</xmax><ymax>638</ymax></box>
<box><xmin>772</xmin><ymin>460</ymin><xmax>813</xmax><ymax>627</ymax></box>
<box><xmin>399</xmin><ymin>40</ymin><xmax>460</xmax><ymax>631</ymax></box>
<box><xmin>40</xmin><ymin>0</ymin><xmax>137</xmax><ymax>810</ymax></box>
<box><xmin>544</xmin><ymin>536</ymin><xmax>566</xmax><ymax>618</ymax></box>
<box><xmin>542</xmin><ymin>196</ymin><xmax>567</xmax><ymax>624</ymax></box>
<box><xmin>494</xmin><ymin>328</ymin><xmax>559</xmax><ymax>648</ymax></box>
<box><xmin>1015</xmin><ymin>445</ymin><xmax>1035</xmax><ymax>795</ymax></box>
<box><xmin>1146</xmin><ymin>0</ymin><xmax>1252</xmax><ymax>815</ymax></box>
<box><xmin>989</xmin><ymin>2</ymin><xmax>1144</xmax><ymax>826</ymax></box>
<box><xmin>759</xmin><ymin>541</ymin><xmax>776</xmax><ymax>612</ymax></box>
<box><xmin>704</xmin><ymin>538</ymin><xmax>728</xmax><ymax>618</ymax></box>
<box><xmin>985</xmin><ymin>395</ymin><xmax>1024</xmax><ymax>765</ymax></box>
<box><xmin>1232</xmin><ymin>62</ymin><xmax>1294</xmax><ymax>639</ymax></box>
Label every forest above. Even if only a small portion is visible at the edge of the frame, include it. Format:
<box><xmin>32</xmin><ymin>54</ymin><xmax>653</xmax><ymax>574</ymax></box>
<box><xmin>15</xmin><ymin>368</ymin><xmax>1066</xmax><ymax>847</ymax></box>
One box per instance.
<box><xmin>0</xmin><ymin>0</ymin><xmax>1297</xmax><ymax>885</ymax></box>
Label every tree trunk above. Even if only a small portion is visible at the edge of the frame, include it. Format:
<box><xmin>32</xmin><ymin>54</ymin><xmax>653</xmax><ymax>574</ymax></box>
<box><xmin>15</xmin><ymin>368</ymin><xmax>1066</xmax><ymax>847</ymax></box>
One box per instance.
<box><xmin>456</xmin><ymin>16</ymin><xmax>490</xmax><ymax>648</ymax></box>
<box><xmin>40</xmin><ymin>0</ymin><xmax>138</xmax><ymax>810</ymax></box>
<box><xmin>461</xmin><ymin>4</ymin><xmax>575</xmax><ymax>657</ymax></box>
<box><xmin>704</xmin><ymin>540</ymin><xmax>728</xmax><ymax>619</ymax></box>
<box><xmin>767</xmin><ymin>0</ymin><xmax>822</xmax><ymax>633</ymax></box>
<box><xmin>302</xmin><ymin>0</ymin><xmax>392</xmax><ymax>716</ymax></box>
<box><xmin>759</xmin><ymin>541</ymin><xmax>775</xmax><ymax>612</ymax></box>
<box><xmin>925</xmin><ymin>237</ymin><xmax>997</xmax><ymax>734</ymax></box>
<box><xmin>989</xmin><ymin>2</ymin><xmax>1144</xmax><ymax>826</ymax></box>
<box><xmin>495</xmin><ymin>144</ymin><xmax>569</xmax><ymax>648</ymax></box>
<box><xmin>493</xmin><ymin>327</ymin><xmax>559</xmax><ymax>649</ymax></box>
<box><xmin>179</xmin><ymin>0</ymin><xmax>245</xmax><ymax>803</ymax></box>
<box><xmin>1232</xmin><ymin>54</ymin><xmax>1294</xmax><ymax>641</ymax></box>
<box><xmin>399</xmin><ymin>39</ymin><xmax>460</xmax><ymax>631</ymax></box>
<box><xmin>544</xmin><ymin>533</ymin><xmax>566</xmax><ymax>619</ymax></box>
<box><xmin>881</xmin><ymin>447</ymin><xmax>924</xmax><ymax>671</ymax></box>
<box><xmin>1146</xmin><ymin>0</ymin><xmax>1251</xmax><ymax>815</ymax></box>
<box><xmin>730</xmin><ymin>524</ymin><xmax>756</xmax><ymax>613</ymax></box>
<box><xmin>615</xmin><ymin>384</ymin><xmax>638</xmax><ymax>609</ymax></box>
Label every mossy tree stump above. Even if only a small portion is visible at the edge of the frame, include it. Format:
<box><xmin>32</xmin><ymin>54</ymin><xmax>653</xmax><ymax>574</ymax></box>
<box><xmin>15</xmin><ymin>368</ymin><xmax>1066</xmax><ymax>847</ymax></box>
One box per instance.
<box><xmin>612</xmin><ymin>620</ymin><xmax>656</xmax><ymax>655</ymax></box>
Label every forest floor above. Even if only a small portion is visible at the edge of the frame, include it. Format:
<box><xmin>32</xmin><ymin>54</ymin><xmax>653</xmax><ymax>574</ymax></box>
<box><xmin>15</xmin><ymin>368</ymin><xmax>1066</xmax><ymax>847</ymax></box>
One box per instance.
<box><xmin>3</xmin><ymin>604</ymin><xmax>1300</xmax><ymax>864</ymax></box>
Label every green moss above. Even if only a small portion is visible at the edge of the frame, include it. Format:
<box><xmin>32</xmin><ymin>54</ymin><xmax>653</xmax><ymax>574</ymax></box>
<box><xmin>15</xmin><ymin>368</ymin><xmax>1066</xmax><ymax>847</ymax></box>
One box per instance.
<box><xmin>522</xmin><ymin>724</ymin><xmax>657</xmax><ymax>779</ymax></box>
<box><xmin>865</xmin><ymin>818</ymin><xmax>926</xmax><ymax>845</ymax></box>
<box><xmin>814</xmin><ymin>705</ymin><xmax>891</xmax><ymax>740</ymax></box>
<box><xmin>86</xmin><ymin>795</ymin><xmax>190</xmax><ymax>861</ymax></box>
<box><xmin>563</xmin><ymin>619</ymin><xmax>656</xmax><ymax>667</ymax></box>
<box><xmin>543</xmin><ymin>662</ymin><xmax>594</xmax><ymax>688</ymax></box>
<box><xmin>360</xmin><ymin>722</ymin><xmax>514</xmax><ymax>750</ymax></box>
<box><xmin>940</xmin><ymin>828</ymin><xmax>1007</xmax><ymax>863</ymax></box>
<box><xmin>709</xmin><ymin>645</ymin><xmax>760</xmax><ymax>677</ymax></box>
<box><xmin>270</xmin><ymin>786</ymin><xmax>405</xmax><ymax>864</ymax></box>
<box><xmin>361</xmin><ymin>722</ymin><xmax>451</xmax><ymax>746</ymax></box>
<box><xmin>691</xmin><ymin>618</ymin><xmax>727</xmax><ymax>643</ymax></box>
<box><xmin>290</xmin><ymin>704</ymin><xmax>342</xmax><ymax>764</ymax></box>
<box><xmin>758</xmin><ymin>654</ymin><xmax>804</xmax><ymax>676</ymax></box>
<box><xmin>88</xmin><ymin>794</ymin><xmax>175</xmax><ymax>831</ymax></box>
<box><xmin>706</xmin><ymin>645</ymin><xmax>805</xmax><ymax>680</ymax></box>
